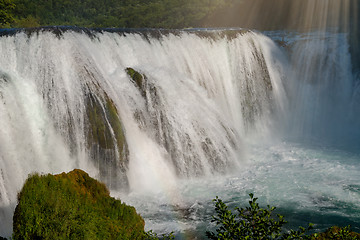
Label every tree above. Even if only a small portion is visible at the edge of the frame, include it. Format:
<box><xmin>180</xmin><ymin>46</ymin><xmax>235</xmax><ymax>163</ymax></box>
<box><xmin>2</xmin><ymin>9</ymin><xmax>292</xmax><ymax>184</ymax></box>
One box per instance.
<box><xmin>0</xmin><ymin>0</ymin><xmax>15</xmax><ymax>26</ymax></box>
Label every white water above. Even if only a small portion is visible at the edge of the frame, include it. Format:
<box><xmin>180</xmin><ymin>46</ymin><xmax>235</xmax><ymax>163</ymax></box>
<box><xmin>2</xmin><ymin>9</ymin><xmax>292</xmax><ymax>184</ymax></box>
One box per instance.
<box><xmin>120</xmin><ymin>141</ymin><xmax>360</xmax><ymax>239</ymax></box>
<box><xmin>0</xmin><ymin>29</ymin><xmax>359</xmax><ymax>238</ymax></box>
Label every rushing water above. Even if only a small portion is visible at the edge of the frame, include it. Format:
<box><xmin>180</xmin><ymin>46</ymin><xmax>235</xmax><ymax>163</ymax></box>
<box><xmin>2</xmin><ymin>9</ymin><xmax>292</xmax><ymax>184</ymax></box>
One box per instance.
<box><xmin>120</xmin><ymin>141</ymin><xmax>360</xmax><ymax>239</ymax></box>
<box><xmin>0</xmin><ymin>27</ymin><xmax>359</xmax><ymax>238</ymax></box>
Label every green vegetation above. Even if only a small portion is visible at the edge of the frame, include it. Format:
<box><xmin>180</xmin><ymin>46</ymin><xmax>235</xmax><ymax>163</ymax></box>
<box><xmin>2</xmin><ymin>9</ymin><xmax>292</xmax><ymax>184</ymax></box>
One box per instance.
<box><xmin>206</xmin><ymin>193</ymin><xmax>313</xmax><ymax>240</ymax></box>
<box><xmin>126</xmin><ymin>67</ymin><xmax>144</xmax><ymax>90</ymax></box>
<box><xmin>126</xmin><ymin>67</ymin><xmax>147</xmax><ymax>97</ymax></box>
<box><xmin>0</xmin><ymin>0</ymin><xmax>234</xmax><ymax>28</ymax></box>
<box><xmin>86</xmin><ymin>92</ymin><xmax>128</xmax><ymax>157</ymax></box>
<box><xmin>206</xmin><ymin>193</ymin><xmax>360</xmax><ymax>240</ymax></box>
<box><xmin>313</xmin><ymin>226</ymin><xmax>360</xmax><ymax>240</ymax></box>
<box><xmin>0</xmin><ymin>0</ymin><xmax>15</xmax><ymax>27</ymax></box>
<box><xmin>105</xmin><ymin>97</ymin><xmax>128</xmax><ymax>158</ymax></box>
<box><xmin>85</xmin><ymin>90</ymin><xmax>129</xmax><ymax>188</ymax></box>
<box><xmin>12</xmin><ymin>169</ymin><xmax>144</xmax><ymax>240</ymax></box>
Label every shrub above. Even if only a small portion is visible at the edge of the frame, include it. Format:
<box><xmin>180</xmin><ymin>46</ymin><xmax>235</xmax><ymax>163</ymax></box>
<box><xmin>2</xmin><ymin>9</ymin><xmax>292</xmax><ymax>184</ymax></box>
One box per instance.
<box><xmin>312</xmin><ymin>226</ymin><xmax>360</xmax><ymax>240</ymax></box>
<box><xmin>13</xmin><ymin>169</ymin><xmax>145</xmax><ymax>240</ymax></box>
<box><xmin>206</xmin><ymin>193</ymin><xmax>313</xmax><ymax>240</ymax></box>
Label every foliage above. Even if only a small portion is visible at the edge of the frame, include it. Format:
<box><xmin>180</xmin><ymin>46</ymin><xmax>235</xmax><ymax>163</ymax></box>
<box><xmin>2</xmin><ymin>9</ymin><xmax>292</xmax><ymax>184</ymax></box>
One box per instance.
<box><xmin>7</xmin><ymin>0</ymin><xmax>232</xmax><ymax>28</ymax></box>
<box><xmin>12</xmin><ymin>169</ymin><xmax>145</xmax><ymax>240</ymax></box>
<box><xmin>312</xmin><ymin>226</ymin><xmax>360</xmax><ymax>240</ymax></box>
<box><xmin>13</xmin><ymin>15</ymin><xmax>40</xmax><ymax>28</ymax></box>
<box><xmin>0</xmin><ymin>0</ymin><xmax>15</xmax><ymax>26</ymax></box>
<box><xmin>206</xmin><ymin>193</ymin><xmax>313</xmax><ymax>240</ymax></box>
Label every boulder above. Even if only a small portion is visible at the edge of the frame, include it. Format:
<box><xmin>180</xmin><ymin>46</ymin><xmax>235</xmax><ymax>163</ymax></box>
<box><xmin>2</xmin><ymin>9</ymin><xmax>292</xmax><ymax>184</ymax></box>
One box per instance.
<box><xmin>13</xmin><ymin>169</ymin><xmax>145</xmax><ymax>240</ymax></box>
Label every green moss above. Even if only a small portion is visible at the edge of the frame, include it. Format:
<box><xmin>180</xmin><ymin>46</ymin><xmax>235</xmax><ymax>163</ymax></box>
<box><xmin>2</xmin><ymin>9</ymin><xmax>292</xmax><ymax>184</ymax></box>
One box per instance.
<box><xmin>86</xmin><ymin>93</ymin><xmax>112</xmax><ymax>149</ymax></box>
<box><xmin>105</xmin><ymin>98</ymin><xmax>128</xmax><ymax>160</ymax></box>
<box><xmin>125</xmin><ymin>67</ymin><xmax>146</xmax><ymax>97</ymax></box>
<box><xmin>13</xmin><ymin>169</ymin><xmax>145</xmax><ymax>240</ymax></box>
<box><xmin>85</xmin><ymin>91</ymin><xmax>129</xmax><ymax>188</ymax></box>
<box><xmin>125</xmin><ymin>68</ymin><xmax>143</xmax><ymax>88</ymax></box>
<box><xmin>85</xmin><ymin>92</ymin><xmax>129</xmax><ymax>163</ymax></box>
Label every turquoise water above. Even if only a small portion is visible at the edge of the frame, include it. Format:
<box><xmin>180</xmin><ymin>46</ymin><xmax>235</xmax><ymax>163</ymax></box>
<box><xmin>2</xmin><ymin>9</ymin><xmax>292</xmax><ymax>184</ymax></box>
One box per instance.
<box><xmin>121</xmin><ymin>141</ymin><xmax>360</xmax><ymax>239</ymax></box>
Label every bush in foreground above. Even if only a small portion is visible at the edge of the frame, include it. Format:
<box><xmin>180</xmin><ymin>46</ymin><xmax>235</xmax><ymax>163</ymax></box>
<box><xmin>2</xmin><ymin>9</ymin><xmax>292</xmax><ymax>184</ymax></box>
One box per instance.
<box><xmin>13</xmin><ymin>169</ymin><xmax>145</xmax><ymax>240</ymax></box>
<box><xmin>206</xmin><ymin>193</ymin><xmax>360</xmax><ymax>240</ymax></box>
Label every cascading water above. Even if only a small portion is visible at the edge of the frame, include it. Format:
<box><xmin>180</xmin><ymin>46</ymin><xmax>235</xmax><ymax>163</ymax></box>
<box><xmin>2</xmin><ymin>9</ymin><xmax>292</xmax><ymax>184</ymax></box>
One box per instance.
<box><xmin>0</xmin><ymin>27</ymin><xmax>359</xmax><ymax>238</ymax></box>
<box><xmin>286</xmin><ymin>31</ymin><xmax>357</xmax><ymax>147</ymax></box>
<box><xmin>0</xmin><ymin>28</ymin><xmax>287</xmax><ymax>236</ymax></box>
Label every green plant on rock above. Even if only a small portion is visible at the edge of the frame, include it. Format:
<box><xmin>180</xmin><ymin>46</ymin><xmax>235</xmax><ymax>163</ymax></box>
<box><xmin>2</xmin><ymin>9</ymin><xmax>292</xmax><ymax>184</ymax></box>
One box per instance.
<box><xmin>206</xmin><ymin>193</ymin><xmax>313</xmax><ymax>240</ymax></box>
<box><xmin>125</xmin><ymin>67</ymin><xmax>147</xmax><ymax>97</ymax></box>
<box><xmin>126</xmin><ymin>67</ymin><xmax>144</xmax><ymax>89</ymax></box>
<box><xmin>12</xmin><ymin>169</ymin><xmax>144</xmax><ymax>240</ymax></box>
<box><xmin>86</xmin><ymin>91</ymin><xmax>128</xmax><ymax>158</ymax></box>
<box><xmin>85</xmin><ymin>90</ymin><xmax>129</xmax><ymax>188</ymax></box>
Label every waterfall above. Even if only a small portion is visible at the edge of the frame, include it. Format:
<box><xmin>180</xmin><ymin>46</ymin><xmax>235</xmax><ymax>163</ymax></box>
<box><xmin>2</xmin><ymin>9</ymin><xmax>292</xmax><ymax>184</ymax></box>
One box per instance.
<box><xmin>0</xmin><ymin>28</ymin><xmax>288</xmax><ymax>235</ymax></box>
<box><xmin>284</xmin><ymin>31</ymin><xmax>359</xmax><ymax>147</ymax></box>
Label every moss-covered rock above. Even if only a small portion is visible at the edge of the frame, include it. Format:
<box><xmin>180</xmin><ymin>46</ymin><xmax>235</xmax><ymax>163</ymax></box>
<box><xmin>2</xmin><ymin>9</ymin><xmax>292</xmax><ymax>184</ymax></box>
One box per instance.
<box><xmin>85</xmin><ymin>90</ymin><xmax>129</xmax><ymax>189</ymax></box>
<box><xmin>86</xmin><ymin>93</ymin><xmax>112</xmax><ymax>149</ymax></box>
<box><xmin>86</xmin><ymin>92</ymin><xmax>127</xmax><ymax>153</ymax></box>
<box><xmin>106</xmin><ymin>98</ymin><xmax>127</xmax><ymax>158</ymax></box>
<box><xmin>125</xmin><ymin>67</ymin><xmax>143</xmax><ymax>89</ymax></box>
<box><xmin>13</xmin><ymin>169</ymin><xmax>145</xmax><ymax>240</ymax></box>
<box><xmin>125</xmin><ymin>67</ymin><xmax>146</xmax><ymax>97</ymax></box>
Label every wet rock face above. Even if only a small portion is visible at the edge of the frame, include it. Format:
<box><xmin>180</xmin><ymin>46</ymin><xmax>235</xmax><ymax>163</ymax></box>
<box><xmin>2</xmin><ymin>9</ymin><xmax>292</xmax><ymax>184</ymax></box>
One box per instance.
<box><xmin>85</xmin><ymin>91</ymin><xmax>129</xmax><ymax>189</ymax></box>
<box><xmin>126</xmin><ymin>67</ymin><xmax>146</xmax><ymax>96</ymax></box>
<box><xmin>238</xmin><ymin>40</ymin><xmax>273</xmax><ymax>131</ymax></box>
<box><xmin>13</xmin><ymin>169</ymin><xmax>145</xmax><ymax>240</ymax></box>
<box><xmin>0</xmin><ymin>72</ymin><xmax>10</xmax><ymax>84</ymax></box>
